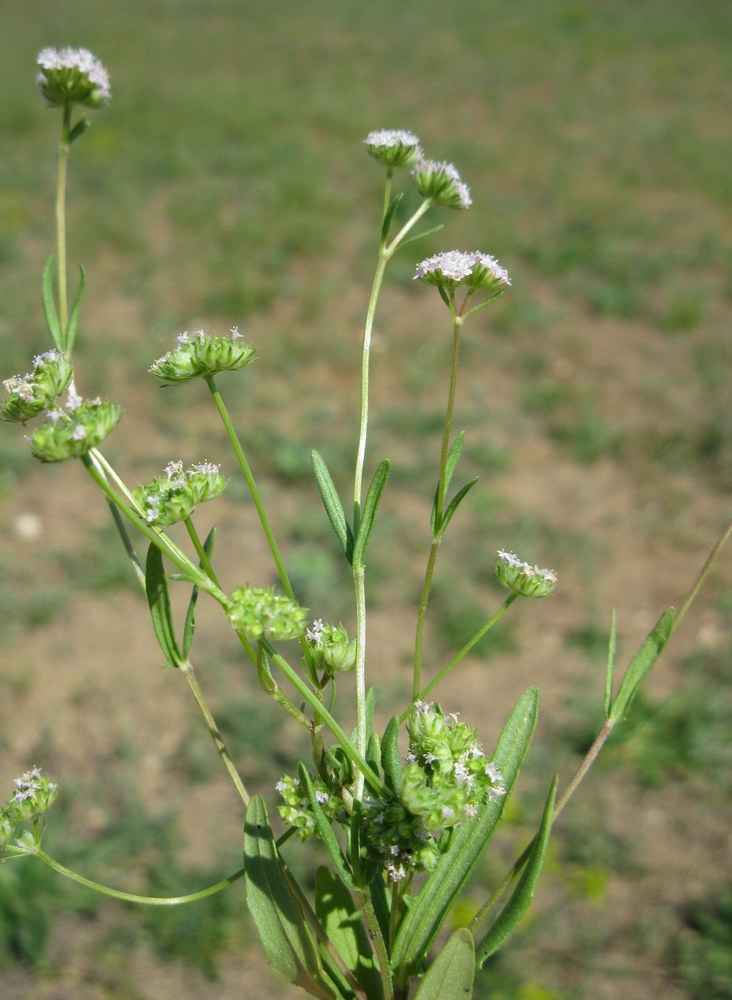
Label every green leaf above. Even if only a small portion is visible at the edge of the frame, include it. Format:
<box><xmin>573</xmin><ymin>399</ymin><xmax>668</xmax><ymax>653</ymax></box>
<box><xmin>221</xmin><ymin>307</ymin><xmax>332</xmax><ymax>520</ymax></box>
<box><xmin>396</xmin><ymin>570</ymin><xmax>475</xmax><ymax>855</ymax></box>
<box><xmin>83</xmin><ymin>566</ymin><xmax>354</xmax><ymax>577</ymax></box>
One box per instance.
<box><xmin>352</xmin><ymin>459</ymin><xmax>390</xmax><ymax>569</ymax></box>
<box><xmin>315</xmin><ymin>867</ymin><xmax>383</xmax><ymax>1000</ymax></box>
<box><xmin>298</xmin><ymin>764</ymin><xmax>358</xmax><ymax>890</ymax></box>
<box><xmin>390</xmin><ymin>687</ymin><xmax>539</xmax><ymax>978</ymax></box>
<box><xmin>366</xmin><ymin>731</ymin><xmax>382</xmax><ymax>779</ymax></box>
<box><xmin>397</xmin><ymin>223</ymin><xmax>445</xmax><ymax>252</ymax></box>
<box><xmin>68</xmin><ymin>117</ymin><xmax>90</xmax><ymax>144</ymax></box>
<box><xmin>381</xmin><ymin>716</ymin><xmax>402</xmax><ymax>792</ymax></box>
<box><xmin>312</xmin><ymin>450</ymin><xmax>353</xmax><ymax>562</ymax></box>
<box><xmin>475</xmin><ymin>776</ymin><xmax>557</xmax><ymax>967</ymax></box>
<box><xmin>608</xmin><ymin>607</ymin><xmax>675</xmax><ymax>722</ymax></box>
<box><xmin>603</xmin><ymin>610</ymin><xmax>618</xmax><ymax>719</ymax></box>
<box><xmin>381</xmin><ymin>191</ymin><xmax>405</xmax><ymax>242</ymax></box>
<box><xmin>65</xmin><ymin>266</ymin><xmax>86</xmax><ymax>354</ymax></box>
<box><xmin>183</xmin><ymin>527</ymin><xmax>216</xmax><ymax>656</ymax></box>
<box><xmin>145</xmin><ymin>544</ymin><xmax>184</xmax><ymax>668</ymax></box>
<box><xmin>244</xmin><ymin>796</ymin><xmax>334</xmax><ymax>999</ymax></box>
<box><xmin>444</xmin><ymin>432</ymin><xmax>465</xmax><ymax>495</ymax></box>
<box><xmin>414</xmin><ymin>927</ymin><xmax>475</xmax><ymax>1000</ymax></box>
<box><xmin>437</xmin><ymin>477</ymin><xmax>478</xmax><ymax>538</ymax></box>
<box><xmin>42</xmin><ymin>255</ymin><xmax>62</xmax><ymax>349</ymax></box>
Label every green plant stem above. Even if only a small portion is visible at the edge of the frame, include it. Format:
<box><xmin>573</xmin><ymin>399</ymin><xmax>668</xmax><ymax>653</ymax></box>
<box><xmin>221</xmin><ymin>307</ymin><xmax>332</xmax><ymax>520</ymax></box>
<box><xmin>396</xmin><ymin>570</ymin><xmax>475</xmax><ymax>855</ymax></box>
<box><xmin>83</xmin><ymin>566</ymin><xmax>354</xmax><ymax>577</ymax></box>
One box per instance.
<box><xmin>353</xmin><ymin>564</ymin><xmax>367</xmax><ymax>801</ymax></box>
<box><xmin>254</xmin><ymin>641</ymin><xmax>311</xmax><ymax>730</ymax></box>
<box><xmin>262</xmin><ymin>641</ymin><xmax>387</xmax><ymax>796</ymax></box>
<box><xmin>9</xmin><ymin>843</ymin><xmax>244</xmax><ymax>905</ymax></box>
<box><xmin>355</xmin><ymin>889</ymin><xmax>394</xmax><ymax>1000</ymax></box>
<box><xmin>405</xmin><ymin>594</ymin><xmax>517</xmax><ymax>722</ymax></box>
<box><xmin>675</xmin><ymin>516</ymin><xmax>732</xmax><ymax>628</ymax></box>
<box><xmin>184</xmin><ymin>517</ymin><xmax>220</xmax><ymax>587</ymax></box>
<box><xmin>56</xmin><ymin>102</ymin><xmax>71</xmax><ymax>346</ymax></box>
<box><xmin>204</xmin><ymin>375</ymin><xmax>293</xmax><ymax>598</ymax></box>
<box><xmin>412</xmin><ymin>311</ymin><xmax>463</xmax><ymax>697</ymax></box>
<box><xmin>180</xmin><ymin>659</ymin><xmax>251</xmax><ymax>806</ymax></box>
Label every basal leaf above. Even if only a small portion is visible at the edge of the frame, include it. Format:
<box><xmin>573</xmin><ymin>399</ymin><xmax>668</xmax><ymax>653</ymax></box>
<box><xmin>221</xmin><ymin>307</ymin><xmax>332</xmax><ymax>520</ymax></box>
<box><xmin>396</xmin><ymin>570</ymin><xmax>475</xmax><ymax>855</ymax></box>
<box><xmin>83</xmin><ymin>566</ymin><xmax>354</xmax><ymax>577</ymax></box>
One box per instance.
<box><xmin>390</xmin><ymin>687</ymin><xmax>539</xmax><ymax>978</ymax></box>
<box><xmin>413</xmin><ymin>927</ymin><xmax>475</xmax><ymax>1000</ymax></box>
<box><xmin>475</xmin><ymin>775</ymin><xmax>557</xmax><ymax>966</ymax></box>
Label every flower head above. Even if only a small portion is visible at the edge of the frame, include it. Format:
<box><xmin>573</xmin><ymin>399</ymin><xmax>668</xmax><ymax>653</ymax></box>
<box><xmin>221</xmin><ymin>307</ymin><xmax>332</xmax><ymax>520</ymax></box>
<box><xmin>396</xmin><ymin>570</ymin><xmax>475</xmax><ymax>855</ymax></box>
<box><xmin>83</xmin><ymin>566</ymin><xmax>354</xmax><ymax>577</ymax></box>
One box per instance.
<box><xmin>306</xmin><ymin>620</ymin><xmax>356</xmax><ymax>674</ymax></box>
<box><xmin>29</xmin><ymin>398</ymin><xmax>121</xmax><ymax>463</ymax></box>
<box><xmin>412</xmin><ymin>159</ymin><xmax>472</xmax><ymax>209</ymax></box>
<box><xmin>495</xmin><ymin>549</ymin><xmax>557</xmax><ymax>598</ymax></box>
<box><xmin>414</xmin><ymin>250</ymin><xmax>511</xmax><ymax>296</ymax></box>
<box><xmin>3</xmin><ymin>766</ymin><xmax>58</xmax><ymax>824</ymax></box>
<box><xmin>149</xmin><ymin>328</ymin><xmax>255</xmax><ymax>384</ymax></box>
<box><xmin>36</xmin><ymin>47</ymin><xmax>110</xmax><ymax>108</ymax></box>
<box><xmin>364</xmin><ymin>129</ymin><xmax>422</xmax><ymax>169</ymax></box>
<box><xmin>227</xmin><ymin>586</ymin><xmax>307</xmax><ymax>642</ymax></box>
<box><xmin>1</xmin><ymin>350</ymin><xmax>73</xmax><ymax>423</ymax></box>
<box><xmin>133</xmin><ymin>461</ymin><xmax>227</xmax><ymax>526</ymax></box>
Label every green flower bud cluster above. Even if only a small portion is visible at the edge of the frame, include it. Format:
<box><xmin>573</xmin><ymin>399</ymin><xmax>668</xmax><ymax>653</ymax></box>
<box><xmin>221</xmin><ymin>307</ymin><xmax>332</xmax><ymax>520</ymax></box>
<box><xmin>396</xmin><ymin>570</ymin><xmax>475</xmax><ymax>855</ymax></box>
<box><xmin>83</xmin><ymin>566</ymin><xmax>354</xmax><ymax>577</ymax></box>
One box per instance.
<box><xmin>1</xmin><ymin>350</ymin><xmax>73</xmax><ymax>423</ymax></box>
<box><xmin>364</xmin><ymin>129</ymin><xmax>423</xmax><ymax>169</ymax></box>
<box><xmin>0</xmin><ymin>767</ymin><xmax>58</xmax><ymax>846</ymax></box>
<box><xmin>149</xmin><ymin>328</ymin><xmax>255</xmax><ymax>384</ymax></box>
<box><xmin>362</xmin><ymin>704</ymin><xmax>506</xmax><ymax>881</ymax></box>
<box><xmin>227</xmin><ymin>586</ymin><xmax>307</xmax><ymax>641</ymax></box>
<box><xmin>133</xmin><ymin>460</ymin><xmax>227</xmax><ymax>526</ymax></box>
<box><xmin>29</xmin><ymin>394</ymin><xmax>121</xmax><ymax>463</ymax></box>
<box><xmin>36</xmin><ymin>47</ymin><xmax>111</xmax><ymax>109</ymax></box>
<box><xmin>306</xmin><ymin>619</ymin><xmax>357</xmax><ymax>674</ymax></box>
<box><xmin>411</xmin><ymin>159</ymin><xmax>472</xmax><ymax>209</ymax></box>
<box><xmin>275</xmin><ymin>774</ymin><xmax>341</xmax><ymax>840</ymax></box>
<box><xmin>495</xmin><ymin>549</ymin><xmax>557</xmax><ymax>598</ymax></box>
<box><xmin>414</xmin><ymin>251</ymin><xmax>511</xmax><ymax>296</ymax></box>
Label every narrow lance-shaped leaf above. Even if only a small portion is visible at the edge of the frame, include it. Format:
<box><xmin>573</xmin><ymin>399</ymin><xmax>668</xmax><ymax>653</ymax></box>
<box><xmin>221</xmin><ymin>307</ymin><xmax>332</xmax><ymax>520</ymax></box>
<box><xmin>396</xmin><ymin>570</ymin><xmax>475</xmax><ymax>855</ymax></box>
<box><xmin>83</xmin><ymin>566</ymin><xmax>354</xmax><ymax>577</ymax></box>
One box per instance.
<box><xmin>475</xmin><ymin>775</ymin><xmax>557</xmax><ymax>967</ymax></box>
<box><xmin>244</xmin><ymin>796</ymin><xmax>334</xmax><ymax>1000</ymax></box>
<box><xmin>381</xmin><ymin>191</ymin><xmax>404</xmax><ymax>243</ymax></box>
<box><xmin>352</xmin><ymin>459</ymin><xmax>390</xmax><ymax>569</ymax></box>
<box><xmin>608</xmin><ymin>607</ymin><xmax>675</xmax><ymax>723</ymax></box>
<box><xmin>68</xmin><ymin>117</ymin><xmax>90</xmax><ymax>144</ymax></box>
<box><xmin>42</xmin><ymin>255</ymin><xmax>62</xmax><ymax>349</ymax></box>
<box><xmin>381</xmin><ymin>716</ymin><xmax>402</xmax><ymax>792</ymax></box>
<box><xmin>397</xmin><ymin>222</ymin><xmax>445</xmax><ymax>252</ymax></box>
<box><xmin>311</xmin><ymin>450</ymin><xmax>353</xmax><ymax>562</ymax></box>
<box><xmin>298</xmin><ymin>764</ymin><xmax>358</xmax><ymax>891</ymax></box>
<box><xmin>183</xmin><ymin>527</ymin><xmax>216</xmax><ymax>657</ymax></box>
<box><xmin>391</xmin><ymin>687</ymin><xmax>539</xmax><ymax>978</ymax></box>
<box><xmin>145</xmin><ymin>543</ymin><xmax>184</xmax><ymax>668</ymax></box>
<box><xmin>315</xmin><ymin>867</ymin><xmax>383</xmax><ymax>1000</ymax></box>
<box><xmin>65</xmin><ymin>266</ymin><xmax>86</xmax><ymax>355</ymax></box>
<box><xmin>414</xmin><ymin>928</ymin><xmax>475</xmax><ymax>1000</ymax></box>
<box><xmin>603</xmin><ymin>609</ymin><xmax>618</xmax><ymax>719</ymax></box>
<box><xmin>437</xmin><ymin>477</ymin><xmax>479</xmax><ymax>538</ymax></box>
<box><xmin>444</xmin><ymin>431</ymin><xmax>465</xmax><ymax>495</ymax></box>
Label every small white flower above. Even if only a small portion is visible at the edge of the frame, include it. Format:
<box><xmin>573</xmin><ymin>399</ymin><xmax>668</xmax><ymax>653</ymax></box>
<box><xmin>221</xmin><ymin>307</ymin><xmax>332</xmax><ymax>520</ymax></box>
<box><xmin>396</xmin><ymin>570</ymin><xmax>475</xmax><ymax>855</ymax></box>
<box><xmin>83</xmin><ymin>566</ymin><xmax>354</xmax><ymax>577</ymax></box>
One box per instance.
<box><xmin>71</xmin><ymin>424</ymin><xmax>87</xmax><ymax>441</ymax></box>
<box><xmin>442</xmin><ymin>806</ymin><xmax>455</xmax><ymax>820</ymax></box>
<box><xmin>66</xmin><ymin>389</ymin><xmax>83</xmax><ymax>412</ymax></box>
<box><xmin>314</xmin><ymin>790</ymin><xmax>330</xmax><ymax>805</ymax></box>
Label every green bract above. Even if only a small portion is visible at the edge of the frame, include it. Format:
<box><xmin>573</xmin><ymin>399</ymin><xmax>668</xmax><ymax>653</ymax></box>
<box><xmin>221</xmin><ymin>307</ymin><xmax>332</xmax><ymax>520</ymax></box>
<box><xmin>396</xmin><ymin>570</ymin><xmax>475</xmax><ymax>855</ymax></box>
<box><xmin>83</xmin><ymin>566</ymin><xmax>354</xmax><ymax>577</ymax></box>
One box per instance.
<box><xmin>1</xmin><ymin>350</ymin><xmax>73</xmax><ymax>423</ymax></box>
<box><xmin>133</xmin><ymin>460</ymin><xmax>228</xmax><ymax>526</ymax></box>
<box><xmin>149</xmin><ymin>329</ymin><xmax>255</xmax><ymax>384</ymax></box>
<box><xmin>227</xmin><ymin>586</ymin><xmax>307</xmax><ymax>641</ymax></box>
<box><xmin>412</xmin><ymin>158</ymin><xmax>472</xmax><ymax>209</ymax></box>
<box><xmin>305</xmin><ymin>620</ymin><xmax>356</xmax><ymax>674</ymax></box>
<box><xmin>29</xmin><ymin>398</ymin><xmax>121</xmax><ymax>463</ymax></box>
<box><xmin>495</xmin><ymin>549</ymin><xmax>557</xmax><ymax>598</ymax></box>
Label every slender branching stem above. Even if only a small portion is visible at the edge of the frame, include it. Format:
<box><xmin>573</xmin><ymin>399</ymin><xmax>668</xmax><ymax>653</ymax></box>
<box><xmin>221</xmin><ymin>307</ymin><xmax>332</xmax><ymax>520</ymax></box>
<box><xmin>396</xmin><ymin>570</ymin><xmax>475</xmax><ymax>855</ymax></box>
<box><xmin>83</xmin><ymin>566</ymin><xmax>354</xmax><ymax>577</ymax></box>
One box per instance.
<box><xmin>184</xmin><ymin>517</ymin><xmax>220</xmax><ymax>587</ymax></box>
<box><xmin>353</xmin><ymin>564</ymin><xmax>368</xmax><ymax>801</ymax></box>
<box><xmin>56</xmin><ymin>102</ymin><xmax>71</xmax><ymax>346</ymax></box>
<box><xmin>8</xmin><ymin>844</ymin><xmax>244</xmax><ymax>905</ymax></box>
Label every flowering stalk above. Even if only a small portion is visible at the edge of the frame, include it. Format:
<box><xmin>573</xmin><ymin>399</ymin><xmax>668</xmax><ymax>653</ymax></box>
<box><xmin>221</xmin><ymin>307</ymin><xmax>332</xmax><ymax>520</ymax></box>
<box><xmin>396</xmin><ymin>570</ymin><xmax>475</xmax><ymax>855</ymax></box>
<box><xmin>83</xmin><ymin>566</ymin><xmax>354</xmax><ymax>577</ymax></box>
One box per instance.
<box><xmin>56</xmin><ymin>102</ymin><xmax>72</xmax><ymax>345</ymax></box>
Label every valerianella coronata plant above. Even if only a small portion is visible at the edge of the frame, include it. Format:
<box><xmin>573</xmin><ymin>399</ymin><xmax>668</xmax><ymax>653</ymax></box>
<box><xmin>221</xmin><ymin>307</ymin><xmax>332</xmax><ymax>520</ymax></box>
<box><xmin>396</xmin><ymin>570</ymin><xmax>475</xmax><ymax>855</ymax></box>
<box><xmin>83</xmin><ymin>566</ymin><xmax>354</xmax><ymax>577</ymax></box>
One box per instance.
<box><xmin>1</xmin><ymin>49</ymin><xmax>727</xmax><ymax>1000</ymax></box>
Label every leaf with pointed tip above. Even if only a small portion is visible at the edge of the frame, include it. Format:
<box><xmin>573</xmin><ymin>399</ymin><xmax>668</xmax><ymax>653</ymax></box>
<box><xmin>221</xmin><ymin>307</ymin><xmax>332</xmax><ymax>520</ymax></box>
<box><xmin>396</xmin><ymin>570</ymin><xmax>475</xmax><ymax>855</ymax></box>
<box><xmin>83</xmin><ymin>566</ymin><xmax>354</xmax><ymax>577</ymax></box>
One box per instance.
<box><xmin>381</xmin><ymin>716</ymin><xmax>402</xmax><ymax>792</ymax></box>
<box><xmin>183</xmin><ymin>527</ymin><xmax>216</xmax><ymax>657</ymax></box>
<box><xmin>352</xmin><ymin>460</ymin><xmax>390</xmax><ymax>569</ymax></box>
<box><xmin>608</xmin><ymin>607</ymin><xmax>675</xmax><ymax>723</ymax></box>
<box><xmin>312</xmin><ymin>450</ymin><xmax>353</xmax><ymax>562</ymax></box>
<box><xmin>315</xmin><ymin>867</ymin><xmax>383</xmax><ymax>1000</ymax></box>
<box><xmin>381</xmin><ymin>191</ymin><xmax>405</xmax><ymax>242</ymax></box>
<box><xmin>397</xmin><ymin>223</ymin><xmax>445</xmax><ymax>251</ymax></box>
<box><xmin>42</xmin><ymin>256</ymin><xmax>62</xmax><ymax>349</ymax></box>
<box><xmin>414</xmin><ymin>927</ymin><xmax>475</xmax><ymax>1000</ymax></box>
<box><xmin>475</xmin><ymin>776</ymin><xmax>557</xmax><ymax>966</ymax></box>
<box><xmin>390</xmin><ymin>687</ymin><xmax>539</xmax><ymax>978</ymax></box>
<box><xmin>65</xmin><ymin>266</ymin><xmax>86</xmax><ymax>354</ymax></box>
<box><xmin>298</xmin><ymin>764</ymin><xmax>357</xmax><ymax>890</ymax></box>
<box><xmin>444</xmin><ymin>432</ymin><xmax>465</xmax><ymax>494</ymax></box>
<box><xmin>145</xmin><ymin>544</ymin><xmax>183</xmax><ymax>668</ymax></box>
<box><xmin>604</xmin><ymin>610</ymin><xmax>618</xmax><ymax>719</ymax></box>
<box><xmin>437</xmin><ymin>477</ymin><xmax>479</xmax><ymax>538</ymax></box>
<box><xmin>68</xmin><ymin>117</ymin><xmax>90</xmax><ymax>144</ymax></box>
<box><xmin>244</xmin><ymin>796</ymin><xmax>335</xmax><ymax>999</ymax></box>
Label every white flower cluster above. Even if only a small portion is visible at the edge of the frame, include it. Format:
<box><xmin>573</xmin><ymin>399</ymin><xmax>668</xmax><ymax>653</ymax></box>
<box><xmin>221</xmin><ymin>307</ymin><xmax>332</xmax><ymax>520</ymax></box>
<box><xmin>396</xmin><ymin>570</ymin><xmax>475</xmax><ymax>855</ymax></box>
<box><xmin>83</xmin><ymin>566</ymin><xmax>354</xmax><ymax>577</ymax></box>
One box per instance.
<box><xmin>495</xmin><ymin>549</ymin><xmax>557</xmax><ymax>598</ymax></box>
<box><xmin>36</xmin><ymin>47</ymin><xmax>111</xmax><ymax>107</ymax></box>
<box><xmin>414</xmin><ymin>250</ymin><xmax>511</xmax><ymax>289</ymax></box>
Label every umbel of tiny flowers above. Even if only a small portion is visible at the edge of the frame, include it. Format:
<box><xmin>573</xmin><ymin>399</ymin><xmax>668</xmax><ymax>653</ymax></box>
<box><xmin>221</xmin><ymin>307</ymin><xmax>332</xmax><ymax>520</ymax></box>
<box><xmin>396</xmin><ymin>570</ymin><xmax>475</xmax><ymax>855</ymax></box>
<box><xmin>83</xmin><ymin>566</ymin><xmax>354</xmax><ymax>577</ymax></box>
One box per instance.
<box><xmin>415</xmin><ymin>250</ymin><xmax>511</xmax><ymax>297</ymax></box>
<box><xmin>495</xmin><ymin>549</ymin><xmax>558</xmax><ymax>598</ymax></box>
<box><xmin>1</xmin><ymin>767</ymin><xmax>58</xmax><ymax>837</ymax></box>
<box><xmin>364</xmin><ymin>128</ymin><xmax>423</xmax><ymax>169</ymax></box>
<box><xmin>305</xmin><ymin>619</ymin><xmax>357</xmax><ymax>675</ymax></box>
<box><xmin>36</xmin><ymin>47</ymin><xmax>111</xmax><ymax>109</ymax></box>
<box><xmin>411</xmin><ymin>158</ymin><xmax>472</xmax><ymax>209</ymax></box>
<box><xmin>29</xmin><ymin>393</ymin><xmax>121</xmax><ymax>463</ymax></box>
<box><xmin>149</xmin><ymin>328</ymin><xmax>255</xmax><ymax>384</ymax></box>
<box><xmin>227</xmin><ymin>585</ymin><xmax>308</xmax><ymax>642</ymax></box>
<box><xmin>133</xmin><ymin>460</ymin><xmax>228</xmax><ymax>526</ymax></box>
<box><xmin>1</xmin><ymin>350</ymin><xmax>73</xmax><ymax>423</ymax></box>
<box><xmin>275</xmin><ymin>773</ymin><xmax>341</xmax><ymax>840</ymax></box>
